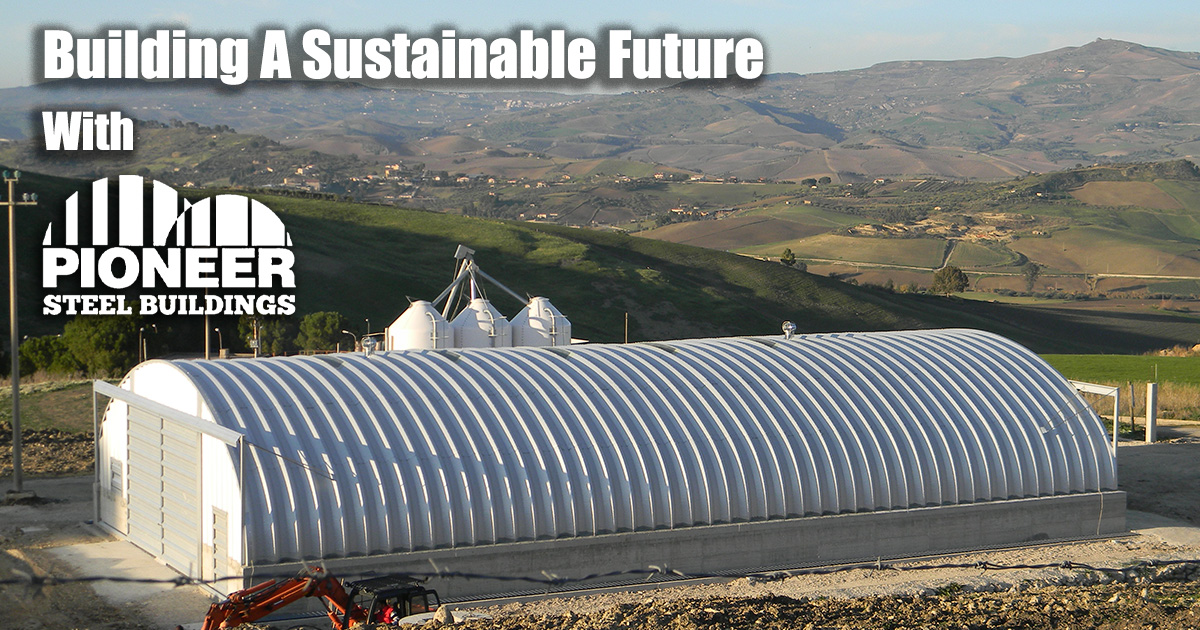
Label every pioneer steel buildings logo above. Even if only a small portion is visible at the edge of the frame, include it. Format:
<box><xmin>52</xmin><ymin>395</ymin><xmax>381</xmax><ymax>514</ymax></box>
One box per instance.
<box><xmin>41</xmin><ymin>175</ymin><xmax>296</xmax><ymax>316</ymax></box>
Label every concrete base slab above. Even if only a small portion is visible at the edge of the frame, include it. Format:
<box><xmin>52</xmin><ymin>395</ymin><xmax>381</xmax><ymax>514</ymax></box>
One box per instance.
<box><xmin>251</xmin><ymin>491</ymin><xmax>1127</xmax><ymax>602</ymax></box>
<box><xmin>1127</xmin><ymin>509</ymin><xmax>1200</xmax><ymax>548</ymax></box>
<box><xmin>48</xmin><ymin>540</ymin><xmax>213</xmax><ymax>628</ymax></box>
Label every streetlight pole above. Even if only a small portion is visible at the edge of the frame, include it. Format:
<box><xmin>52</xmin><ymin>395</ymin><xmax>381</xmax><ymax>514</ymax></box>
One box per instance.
<box><xmin>138</xmin><ymin>324</ymin><xmax>157</xmax><ymax>364</ymax></box>
<box><xmin>6</xmin><ymin>170</ymin><xmax>38</xmax><ymax>498</ymax></box>
<box><xmin>341</xmin><ymin>329</ymin><xmax>358</xmax><ymax>352</ymax></box>
<box><xmin>213</xmin><ymin>327</ymin><xmax>223</xmax><ymax>358</ymax></box>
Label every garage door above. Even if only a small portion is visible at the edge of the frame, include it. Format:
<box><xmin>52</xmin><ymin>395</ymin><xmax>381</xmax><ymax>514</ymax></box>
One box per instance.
<box><xmin>127</xmin><ymin>406</ymin><xmax>201</xmax><ymax>577</ymax></box>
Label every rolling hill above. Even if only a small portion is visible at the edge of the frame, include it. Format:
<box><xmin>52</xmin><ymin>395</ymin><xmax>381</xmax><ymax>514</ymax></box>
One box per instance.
<box><xmin>6</xmin><ymin>170</ymin><xmax>1200</xmax><ymax>356</ymax></box>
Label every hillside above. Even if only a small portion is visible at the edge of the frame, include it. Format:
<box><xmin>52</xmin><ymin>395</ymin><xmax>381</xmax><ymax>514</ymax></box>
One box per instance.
<box><xmin>5</xmin><ymin>39</ymin><xmax>1200</xmax><ymax>183</ymax></box>
<box><xmin>6</xmin><ymin>170</ymin><xmax>1200</xmax><ymax>355</ymax></box>
<box><xmin>635</xmin><ymin>160</ymin><xmax>1200</xmax><ymax>292</ymax></box>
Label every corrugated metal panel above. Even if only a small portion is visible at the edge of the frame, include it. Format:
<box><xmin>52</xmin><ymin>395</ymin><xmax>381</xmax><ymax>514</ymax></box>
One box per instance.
<box><xmin>144</xmin><ymin>329</ymin><xmax>1114</xmax><ymax>565</ymax></box>
<box><xmin>126</xmin><ymin>407</ymin><xmax>201</xmax><ymax>576</ymax></box>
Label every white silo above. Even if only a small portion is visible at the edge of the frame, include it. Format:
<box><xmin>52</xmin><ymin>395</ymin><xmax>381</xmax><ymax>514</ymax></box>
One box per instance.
<box><xmin>387</xmin><ymin>300</ymin><xmax>450</xmax><ymax>350</ymax></box>
<box><xmin>451</xmin><ymin>298</ymin><xmax>512</xmax><ymax>348</ymax></box>
<box><xmin>510</xmin><ymin>297</ymin><xmax>572</xmax><ymax>347</ymax></box>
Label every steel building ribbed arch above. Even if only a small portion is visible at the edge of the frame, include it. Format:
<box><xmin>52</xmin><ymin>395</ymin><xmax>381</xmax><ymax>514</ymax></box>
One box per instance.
<box><xmin>800</xmin><ymin>338</ymin><xmax>932</xmax><ymax>510</ymax></box>
<box><xmin>952</xmin><ymin>331</ymin><xmax>1111</xmax><ymax>493</ymax></box>
<box><xmin>537</xmin><ymin>348</ymin><xmax>644</xmax><ymax>534</ymax></box>
<box><xmin>875</xmin><ymin>336</ymin><xmax>980</xmax><ymax>504</ymax></box>
<box><xmin>980</xmin><ymin>331</ymin><xmax>1113</xmax><ymax>491</ymax></box>
<box><xmin>452</xmin><ymin>350</ymin><xmax>566</xmax><ymax>543</ymax></box>
<box><xmin>712</xmin><ymin>340</ymin><xmax>829</xmax><ymax>517</ymax></box>
<box><xmin>427</xmin><ymin>351</ymin><xmax>543</xmax><ymax>545</ymax></box>
<box><xmin>509</xmin><ymin>351</ymin><xmax>624</xmax><ymax>536</ymax></box>
<box><xmin>341</xmin><ymin>357</ymin><xmax>462</xmax><ymax>550</ymax></box>
<box><xmin>608</xmin><ymin>344</ymin><xmax>748</xmax><ymax>525</ymax></box>
<box><xmin>668</xmin><ymin>343</ymin><xmax>781</xmax><ymax>522</ymax></box>
<box><xmin>437</xmin><ymin>352</ymin><xmax>556</xmax><ymax>544</ymax></box>
<box><xmin>557</xmin><ymin>348</ymin><xmax>689</xmax><ymax>531</ymax></box>
<box><xmin>561</xmin><ymin>347</ymin><xmax>677</xmax><ymax>532</ymax></box>
<box><xmin>631</xmin><ymin>344</ymin><xmax>758</xmax><ymax>524</ymax></box>
<box><xmin>847</xmin><ymin>334</ymin><xmax>980</xmax><ymax>507</ymax></box>
<box><xmin>822</xmin><ymin>337</ymin><xmax>951</xmax><ymax>508</ymax></box>
<box><xmin>793</xmin><ymin>338</ymin><xmax>916</xmax><ymax>511</ymax></box>
<box><xmin>888</xmin><ymin>333</ymin><xmax>1016</xmax><ymax>501</ymax></box>
<box><xmin>496</xmin><ymin>349</ymin><xmax>617</xmax><ymax>537</ymax></box>
<box><xmin>942</xmin><ymin>331</ymin><xmax>1046</xmax><ymax>498</ymax></box>
<box><xmin>466</xmin><ymin>349</ymin><xmax>592</xmax><ymax>539</ymax></box>
<box><xmin>405</xmin><ymin>352</ymin><xmax>523</xmax><ymax>547</ymax></box>
<box><xmin>341</xmin><ymin>357</ymin><xmax>439</xmax><ymax>551</ymax></box>
<box><xmin>177</xmin><ymin>359</ymin><xmax>320</xmax><ymax>562</ymax></box>
<box><xmin>746</xmin><ymin>343</ymin><xmax>854</xmax><ymax>514</ymax></box>
<box><xmin>898</xmin><ymin>332</ymin><xmax>1042</xmax><ymax>498</ymax></box>
<box><xmin>961</xmin><ymin>329</ymin><xmax>1099</xmax><ymax>493</ymax></box>
<box><xmin>147</xmin><ymin>329</ymin><xmax>1116</xmax><ymax>563</ymax></box>
<box><xmin>928</xmin><ymin>330</ymin><xmax>1072</xmax><ymax>496</ymax></box>
<box><xmin>580</xmin><ymin>347</ymin><xmax>711</xmax><ymax>527</ymax></box>
<box><xmin>352</xmin><ymin>355</ymin><xmax>455</xmax><ymax>551</ymax></box>
<box><xmin>922</xmin><ymin>331</ymin><xmax>1053</xmax><ymax>498</ymax></box>
<box><xmin>693</xmin><ymin>341</ymin><xmax>804</xmax><ymax>518</ymax></box>
<box><xmin>860</xmin><ymin>334</ymin><xmax>989</xmax><ymax>503</ymax></box>
<box><xmin>776</xmin><ymin>342</ymin><xmax>882</xmax><ymax>511</ymax></box>
<box><xmin>723</xmin><ymin>341</ymin><xmax>846</xmax><ymax>516</ymax></box>
<box><xmin>588</xmin><ymin>344</ymin><xmax>729</xmax><ymax>526</ymax></box>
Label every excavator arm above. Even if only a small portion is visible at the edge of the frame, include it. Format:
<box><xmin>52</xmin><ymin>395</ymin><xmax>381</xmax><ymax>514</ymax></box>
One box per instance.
<box><xmin>199</xmin><ymin>568</ymin><xmax>370</xmax><ymax>630</ymax></box>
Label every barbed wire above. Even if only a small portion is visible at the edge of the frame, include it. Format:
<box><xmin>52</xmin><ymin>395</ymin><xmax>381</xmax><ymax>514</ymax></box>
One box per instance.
<box><xmin>3</xmin><ymin>557</ymin><xmax>1198</xmax><ymax>601</ymax></box>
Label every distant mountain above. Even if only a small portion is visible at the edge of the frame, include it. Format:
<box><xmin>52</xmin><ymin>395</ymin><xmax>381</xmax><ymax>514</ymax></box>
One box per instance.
<box><xmin>453</xmin><ymin>39</ymin><xmax>1200</xmax><ymax>180</ymax></box>
<box><xmin>4</xmin><ymin>40</ymin><xmax>1200</xmax><ymax>181</ymax></box>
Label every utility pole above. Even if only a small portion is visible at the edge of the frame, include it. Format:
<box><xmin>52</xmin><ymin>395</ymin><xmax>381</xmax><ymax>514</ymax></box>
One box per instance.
<box><xmin>6</xmin><ymin>170</ymin><xmax>38</xmax><ymax>499</ymax></box>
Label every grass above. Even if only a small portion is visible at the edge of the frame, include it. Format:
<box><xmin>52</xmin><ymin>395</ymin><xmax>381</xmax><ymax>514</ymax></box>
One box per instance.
<box><xmin>1008</xmin><ymin>226</ymin><xmax>1199</xmax><ymax>275</ymax></box>
<box><xmin>741</xmin><ymin>234</ymin><xmax>948</xmax><ymax>268</ymax></box>
<box><xmin>1044</xmin><ymin>354</ymin><xmax>1200</xmax><ymax>421</ymax></box>
<box><xmin>0</xmin><ymin>381</ymin><xmax>98</xmax><ymax>434</ymax></box>
<box><xmin>1070</xmin><ymin>181</ymin><xmax>1183</xmax><ymax>209</ymax></box>
<box><xmin>1042</xmin><ymin>355</ymin><xmax>1200</xmax><ymax>385</ymax></box>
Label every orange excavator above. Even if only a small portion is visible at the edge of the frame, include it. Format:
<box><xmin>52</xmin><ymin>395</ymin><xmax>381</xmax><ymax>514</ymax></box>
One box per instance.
<box><xmin>196</xmin><ymin>567</ymin><xmax>440</xmax><ymax>629</ymax></box>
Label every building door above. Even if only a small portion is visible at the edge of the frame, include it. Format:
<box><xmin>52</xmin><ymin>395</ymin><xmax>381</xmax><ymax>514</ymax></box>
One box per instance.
<box><xmin>126</xmin><ymin>406</ymin><xmax>202</xmax><ymax>577</ymax></box>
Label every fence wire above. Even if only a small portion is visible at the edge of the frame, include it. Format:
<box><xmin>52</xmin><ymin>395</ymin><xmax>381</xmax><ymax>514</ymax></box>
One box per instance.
<box><xmin>4</xmin><ymin>557</ymin><xmax>1198</xmax><ymax>601</ymax></box>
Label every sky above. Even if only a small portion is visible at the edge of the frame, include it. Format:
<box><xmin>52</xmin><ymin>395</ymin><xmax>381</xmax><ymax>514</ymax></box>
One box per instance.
<box><xmin>7</xmin><ymin>0</ymin><xmax>1200</xmax><ymax>88</ymax></box>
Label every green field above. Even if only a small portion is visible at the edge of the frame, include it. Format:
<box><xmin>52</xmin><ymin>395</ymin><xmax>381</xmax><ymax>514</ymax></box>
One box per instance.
<box><xmin>742</xmin><ymin>234</ymin><xmax>948</xmax><ymax>268</ymax></box>
<box><xmin>1042</xmin><ymin>354</ymin><xmax>1200</xmax><ymax>385</ymax></box>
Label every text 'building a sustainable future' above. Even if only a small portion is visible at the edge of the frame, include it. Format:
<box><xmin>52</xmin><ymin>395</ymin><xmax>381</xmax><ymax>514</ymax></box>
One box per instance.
<box><xmin>93</xmin><ymin>328</ymin><xmax>1122</xmax><ymax>599</ymax></box>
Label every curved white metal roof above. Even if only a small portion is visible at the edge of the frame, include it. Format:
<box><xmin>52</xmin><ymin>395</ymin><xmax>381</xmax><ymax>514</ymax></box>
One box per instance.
<box><xmin>137</xmin><ymin>329</ymin><xmax>1115</xmax><ymax>564</ymax></box>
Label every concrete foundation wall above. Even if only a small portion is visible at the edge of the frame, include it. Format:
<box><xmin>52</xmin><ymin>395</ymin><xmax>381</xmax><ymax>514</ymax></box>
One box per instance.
<box><xmin>248</xmin><ymin>491</ymin><xmax>1125</xmax><ymax>602</ymax></box>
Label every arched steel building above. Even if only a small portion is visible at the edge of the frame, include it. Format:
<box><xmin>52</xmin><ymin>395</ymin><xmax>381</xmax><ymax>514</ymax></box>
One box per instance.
<box><xmin>94</xmin><ymin>329</ymin><xmax>1122</xmax><ymax>597</ymax></box>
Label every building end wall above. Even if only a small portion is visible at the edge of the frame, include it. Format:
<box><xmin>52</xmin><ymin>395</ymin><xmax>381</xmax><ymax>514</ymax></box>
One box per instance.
<box><xmin>248</xmin><ymin>491</ymin><xmax>1125</xmax><ymax>602</ymax></box>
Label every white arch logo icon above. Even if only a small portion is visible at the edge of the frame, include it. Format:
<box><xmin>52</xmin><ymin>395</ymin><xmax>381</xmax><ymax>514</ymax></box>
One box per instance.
<box><xmin>42</xmin><ymin>175</ymin><xmax>297</xmax><ymax>316</ymax></box>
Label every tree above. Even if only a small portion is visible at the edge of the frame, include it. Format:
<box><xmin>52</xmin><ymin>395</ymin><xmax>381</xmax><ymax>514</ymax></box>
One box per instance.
<box><xmin>19</xmin><ymin>335</ymin><xmax>82</xmax><ymax>377</ymax></box>
<box><xmin>238</xmin><ymin>314</ymin><xmax>297</xmax><ymax>356</ymax></box>
<box><xmin>62</xmin><ymin>314</ymin><xmax>142</xmax><ymax>376</ymax></box>
<box><xmin>780</xmin><ymin>248</ymin><xmax>796</xmax><ymax>267</ymax></box>
<box><xmin>930</xmin><ymin>266</ymin><xmax>969</xmax><ymax>294</ymax></box>
<box><xmin>801</xmin><ymin>178</ymin><xmax>818</xmax><ymax>187</ymax></box>
<box><xmin>296</xmin><ymin>311</ymin><xmax>350</xmax><ymax>352</ymax></box>
<box><xmin>818</xmin><ymin>176</ymin><xmax>832</xmax><ymax>185</ymax></box>
<box><xmin>1022</xmin><ymin>262</ymin><xmax>1042</xmax><ymax>292</ymax></box>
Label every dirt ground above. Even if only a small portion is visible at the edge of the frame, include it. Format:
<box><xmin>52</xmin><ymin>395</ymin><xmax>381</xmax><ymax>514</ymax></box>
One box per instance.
<box><xmin>1</xmin><ymin>422</ymin><xmax>1199</xmax><ymax>629</ymax></box>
